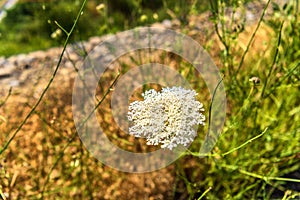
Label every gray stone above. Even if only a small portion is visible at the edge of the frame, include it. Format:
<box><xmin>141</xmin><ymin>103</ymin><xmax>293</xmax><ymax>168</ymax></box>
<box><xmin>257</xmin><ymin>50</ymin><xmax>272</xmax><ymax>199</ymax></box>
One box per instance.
<box><xmin>162</xmin><ymin>19</ymin><xmax>172</xmax><ymax>29</ymax></box>
<box><xmin>9</xmin><ymin>79</ymin><xmax>19</xmax><ymax>87</ymax></box>
<box><xmin>0</xmin><ymin>64</ymin><xmax>15</xmax><ymax>79</ymax></box>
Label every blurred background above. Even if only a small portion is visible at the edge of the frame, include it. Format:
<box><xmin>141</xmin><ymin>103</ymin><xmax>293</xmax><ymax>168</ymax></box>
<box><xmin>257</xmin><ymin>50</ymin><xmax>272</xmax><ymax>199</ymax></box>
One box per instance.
<box><xmin>0</xmin><ymin>0</ymin><xmax>299</xmax><ymax>199</ymax></box>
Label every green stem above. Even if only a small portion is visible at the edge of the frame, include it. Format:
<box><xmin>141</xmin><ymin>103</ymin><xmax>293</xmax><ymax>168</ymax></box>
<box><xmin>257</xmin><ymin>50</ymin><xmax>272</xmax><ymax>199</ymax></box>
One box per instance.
<box><xmin>221</xmin><ymin>127</ymin><xmax>268</xmax><ymax>157</ymax></box>
<box><xmin>222</xmin><ymin>164</ymin><xmax>300</xmax><ymax>183</ymax></box>
<box><xmin>238</xmin><ymin>168</ymin><xmax>300</xmax><ymax>183</ymax></box>
<box><xmin>0</xmin><ymin>87</ymin><xmax>12</xmax><ymax>108</ymax></box>
<box><xmin>40</xmin><ymin>72</ymin><xmax>120</xmax><ymax>198</ymax></box>
<box><xmin>198</xmin><ymin>187</ymin><xmax>212</xmax><ymax>200</ymax></box>
<box><xmin>0</xmin><ymin>0</ymin><xmax>87</xmax><ymax>155</ymax></box>
<box><xmin>235</xmin><ymin>0</ymin><xmax>271</xmax><ymax>75</ymax></box>
<box><xmin>261</xmin><ymin>21</ymin><xmax>284</xmax><ymax>99</ymax></box>
<box><xmin>187</xmin><ymin>127</ymin><xmax>268</xmax><ymax>157</ymax></box>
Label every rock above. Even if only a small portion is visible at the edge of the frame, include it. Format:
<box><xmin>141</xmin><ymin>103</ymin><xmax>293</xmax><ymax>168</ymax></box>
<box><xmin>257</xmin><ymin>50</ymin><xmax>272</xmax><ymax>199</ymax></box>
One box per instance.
<box><xmin>7</xmin><ymin>55</ymin><xmax>18</xmax><ymax>65</ymax></box>
<box><xmin>89</xmin><ymin>36</ymin><xmax>102</xmax><ymax>45</ymax></box>
<box><xmin>162</xmin><ymin>19</ymin><xmax>172</xmax><ymax>29</ymax></box>
<box><xmin>0</xmin><ymin>63</ymin><xmax>15</xmax><ymax>79</ymax></box>
<box><xmin>45</xmin><ymin>47</ymin><xmax>62</xmax><ymax>59</ymax></box>
<box><xmin>9</xmin><ymin>80</ymin><xmax>19</xmax><ymax>87</ymax></box>
<box><xmin>28</xmin><ymin>50</ymin><xmax>46</xmax><ymax>60</ymax></box>
<box><xmin>0</xmin><ymin>57</ymin><xmax>6</xmax><ymax>66</ymax></box>
<box><xmin>64</xmin><ymin>60</ymin><xmax>75</xmax><ymax>69</ymax></box>
<box><xmin>151</xmin><ymin>22</ymin><xmax>165</xmax><ymax>29</ymax></box>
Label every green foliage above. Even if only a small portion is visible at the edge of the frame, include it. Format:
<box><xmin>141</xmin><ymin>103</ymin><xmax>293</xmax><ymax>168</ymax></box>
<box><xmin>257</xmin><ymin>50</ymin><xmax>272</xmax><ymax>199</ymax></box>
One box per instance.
<box><xmin>0</xmin><ymin>0</ymin><xmax>210</xmax><ymax>57</ymax></box>
<box><xmin>174</xmin><ymin>0</ymin><xmax>300</xmax><ymax>199</ymax></box>
<box><xmin>0</xmin><ymin>0</ymin><xmax>103</xmax><ymax>55</ymax></box>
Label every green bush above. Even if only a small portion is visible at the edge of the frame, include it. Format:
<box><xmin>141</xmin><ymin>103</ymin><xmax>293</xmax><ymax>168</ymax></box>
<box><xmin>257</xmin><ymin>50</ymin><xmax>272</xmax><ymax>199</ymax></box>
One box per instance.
<box><xmin>0</xmin><ymin>0</ymin><xmax>211</xmax><ymax>56</ymax></box>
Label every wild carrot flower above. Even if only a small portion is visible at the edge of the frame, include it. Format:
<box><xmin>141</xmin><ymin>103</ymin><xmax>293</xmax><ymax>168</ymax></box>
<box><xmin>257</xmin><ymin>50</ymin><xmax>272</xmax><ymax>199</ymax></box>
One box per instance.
<box><xmin>128</xmin><ymin>86</ymin><xmax>205</xmax><ymax>150</ymax></box>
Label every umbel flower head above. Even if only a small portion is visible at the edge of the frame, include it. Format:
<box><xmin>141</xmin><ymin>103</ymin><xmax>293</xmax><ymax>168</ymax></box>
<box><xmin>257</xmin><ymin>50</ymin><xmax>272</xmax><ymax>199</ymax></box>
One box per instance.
<box><xmin>128</xmin><ymin>86</ymin><xmax>205</xmax><ymax>150</ymax></box>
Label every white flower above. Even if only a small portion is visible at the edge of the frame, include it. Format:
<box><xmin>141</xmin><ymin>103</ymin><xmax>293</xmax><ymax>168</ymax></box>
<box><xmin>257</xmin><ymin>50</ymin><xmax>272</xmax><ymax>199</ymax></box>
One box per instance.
<box><xmin>128</xmin><ymin>86</ymin><xmax>205</xmax><ymax>150</ymax></box>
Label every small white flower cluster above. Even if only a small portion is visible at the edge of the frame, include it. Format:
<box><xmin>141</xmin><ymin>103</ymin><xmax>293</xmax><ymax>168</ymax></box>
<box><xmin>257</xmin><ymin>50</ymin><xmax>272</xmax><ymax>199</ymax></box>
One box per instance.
<box><xmin>128</xmin><ymin>86</ymin><xmax>205</xmax><ymax>150</ymax></box>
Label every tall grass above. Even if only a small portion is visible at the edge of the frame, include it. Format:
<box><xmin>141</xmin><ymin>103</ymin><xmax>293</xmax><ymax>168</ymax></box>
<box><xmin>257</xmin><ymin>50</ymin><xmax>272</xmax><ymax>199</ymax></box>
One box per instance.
<box><xmin>0</xmin><ymin>0</ymin><xmax>299</xmax><ymax>199</ymax></box>
<box><xmin>174</xmin><ymin>0</ymin><xmax>300</xmax><ymax>199</ymax></box>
